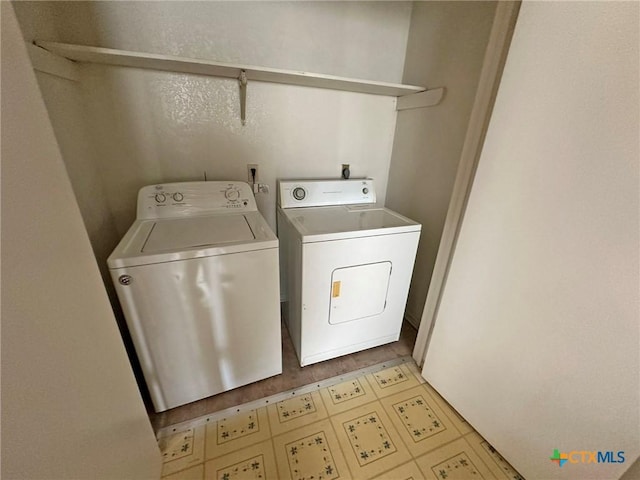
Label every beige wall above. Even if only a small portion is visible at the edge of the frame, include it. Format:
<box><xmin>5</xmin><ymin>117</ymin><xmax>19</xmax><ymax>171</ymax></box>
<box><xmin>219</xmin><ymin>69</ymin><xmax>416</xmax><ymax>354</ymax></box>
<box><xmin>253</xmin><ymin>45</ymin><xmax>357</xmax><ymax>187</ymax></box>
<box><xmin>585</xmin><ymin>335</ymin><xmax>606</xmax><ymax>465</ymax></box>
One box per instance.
<box><xmin>31</xmin><ymin>70</ymin><xmax>133</xmax><ymax>338</ymax></box>
<box><xmin>1</xmin><ymin>3</ymin><xmax>161</xmax><ymax>478</ymax></box>
<box><xmin>424</xmin><ymin>2</ymin><xmax>639</xmax><ymax>478</ymax></box>
<box><xmin>13</xmin><ymin>1</ymin><xmax>148</xmax><ymax>394</ymax></box>
<box><xmin>386</xmin><ymin>1</ymin><xmax>497</xmax><ymax>326</ymax></box>
<box><xmin>34</xmin><ymin>73</ymin><xmax>120</xmax><ymax>281</ymax></box>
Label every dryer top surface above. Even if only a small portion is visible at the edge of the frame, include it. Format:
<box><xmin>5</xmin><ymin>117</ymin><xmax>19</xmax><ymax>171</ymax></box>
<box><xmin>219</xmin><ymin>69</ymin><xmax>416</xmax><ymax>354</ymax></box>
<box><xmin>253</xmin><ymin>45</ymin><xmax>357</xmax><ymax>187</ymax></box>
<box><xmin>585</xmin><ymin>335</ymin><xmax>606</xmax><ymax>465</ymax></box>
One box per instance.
<box><xmin>281</xmin><ymin>205</ymin><xmax>420</xmax><ymax>242</ymax></box>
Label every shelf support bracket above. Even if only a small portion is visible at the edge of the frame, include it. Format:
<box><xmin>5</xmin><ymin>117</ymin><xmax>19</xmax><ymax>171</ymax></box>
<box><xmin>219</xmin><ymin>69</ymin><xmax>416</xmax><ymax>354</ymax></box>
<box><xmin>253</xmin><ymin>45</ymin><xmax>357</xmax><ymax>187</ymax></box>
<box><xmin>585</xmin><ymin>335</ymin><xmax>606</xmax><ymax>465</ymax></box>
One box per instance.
<box><xmin>27</xmin><ymin>43</ymin><xmax>80</xmax><ymax>82</ymax></box>
<box><xmin>238</xmin><ymin>69</ymin><xmax>247</xmax><ymax>126</ymax></box>
<box><xmin>396</xmin><ymin>87</ymin><xmax>445</xmax><ymax>111</ymax></box>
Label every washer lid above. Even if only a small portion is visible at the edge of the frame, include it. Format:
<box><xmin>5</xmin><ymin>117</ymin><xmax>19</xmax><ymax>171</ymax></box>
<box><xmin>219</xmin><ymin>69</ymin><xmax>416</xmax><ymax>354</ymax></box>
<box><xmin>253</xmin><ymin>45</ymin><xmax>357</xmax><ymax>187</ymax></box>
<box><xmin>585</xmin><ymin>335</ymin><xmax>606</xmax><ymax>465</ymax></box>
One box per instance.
<box><xmin>142</xmin><ymin>215</ymin><xmax>255</xmax><ymax>253</ymax></box>
<box><xmin>108</xmin><ymin>211</ymin><xmax>277</xmax><ymax>269</ymax></box>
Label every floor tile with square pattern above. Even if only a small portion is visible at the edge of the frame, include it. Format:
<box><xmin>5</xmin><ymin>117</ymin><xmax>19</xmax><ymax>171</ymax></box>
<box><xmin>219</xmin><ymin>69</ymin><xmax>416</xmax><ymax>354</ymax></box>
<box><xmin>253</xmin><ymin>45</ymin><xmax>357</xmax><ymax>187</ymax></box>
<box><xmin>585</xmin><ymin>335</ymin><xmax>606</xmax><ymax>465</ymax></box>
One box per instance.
<box><xmin>157</xmin><ymin>359</ymin><xmax>524</xmax><ymax>480</ymax></box>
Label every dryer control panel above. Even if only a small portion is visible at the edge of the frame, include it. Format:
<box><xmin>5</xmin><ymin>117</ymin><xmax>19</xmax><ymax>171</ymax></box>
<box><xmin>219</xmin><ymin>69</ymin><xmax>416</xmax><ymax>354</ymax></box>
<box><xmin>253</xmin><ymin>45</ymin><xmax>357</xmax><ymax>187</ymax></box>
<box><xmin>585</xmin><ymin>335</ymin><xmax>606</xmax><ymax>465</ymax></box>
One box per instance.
<box><xmin>278</xmin><ymin>179</ymin><xmax>376</xmax><ymax>208</ymax></box>
<box><xmin>137</xmin><ymin>181</ymin><xmax>257</xmax><ymax>220</ymax></box>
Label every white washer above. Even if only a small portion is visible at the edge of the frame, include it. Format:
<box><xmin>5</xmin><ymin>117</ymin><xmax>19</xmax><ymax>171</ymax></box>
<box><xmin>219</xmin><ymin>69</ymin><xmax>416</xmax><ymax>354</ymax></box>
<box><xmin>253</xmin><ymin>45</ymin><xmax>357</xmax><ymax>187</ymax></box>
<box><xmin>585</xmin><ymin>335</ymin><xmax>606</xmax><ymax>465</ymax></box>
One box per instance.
<box><xmin>108</xmin><ymin>181</ymin><xmax>281</xmax><ymax>412</ymax></box>
<box><xmin>277</xmin><ymin>179</ymin><xmax>421</xmax><ymax>366</ymax></box>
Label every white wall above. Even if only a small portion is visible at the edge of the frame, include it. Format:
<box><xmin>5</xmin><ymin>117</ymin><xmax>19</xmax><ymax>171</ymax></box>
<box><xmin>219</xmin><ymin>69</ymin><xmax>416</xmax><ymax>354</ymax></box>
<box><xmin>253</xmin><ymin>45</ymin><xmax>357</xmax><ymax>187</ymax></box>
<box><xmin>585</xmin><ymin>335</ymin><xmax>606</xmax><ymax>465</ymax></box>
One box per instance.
<box><xmin>16</xmin><ymin>1</ymin><xmax>413</xmax><ymax>235</ymax></box>
<box><xmin>1</xmin><ymin>3</ymin><xmax>161</xmax><ymax>477</ymax></box>
<box><xmin>386</xmin><ymin>1</ymin><xmax>497</xmax><ymax>326</ymax></box>
<box><xmin>423</xmin><ymin>2</ymin><xmax>639</xmax><ymax>479</ymax></box>
<box><xmin>80</xmin><ymin>67</ymin><xmax>399</xmax><ymax>234</ymax></box>
<box><xmin>45</xmin><ymin>1</ymin><xmax>412</xmax><ymax>83</ymax></box>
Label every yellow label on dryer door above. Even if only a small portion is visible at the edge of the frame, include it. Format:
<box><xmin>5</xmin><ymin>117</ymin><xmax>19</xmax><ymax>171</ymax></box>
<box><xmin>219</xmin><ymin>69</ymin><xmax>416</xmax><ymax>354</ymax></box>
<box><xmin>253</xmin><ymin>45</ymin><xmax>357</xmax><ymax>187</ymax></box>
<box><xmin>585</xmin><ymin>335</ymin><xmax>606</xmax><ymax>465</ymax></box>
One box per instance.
<box><xmin>332</xmin><ymin>281</ymin><xmax>341</xmax><ymax>298</ymax></box>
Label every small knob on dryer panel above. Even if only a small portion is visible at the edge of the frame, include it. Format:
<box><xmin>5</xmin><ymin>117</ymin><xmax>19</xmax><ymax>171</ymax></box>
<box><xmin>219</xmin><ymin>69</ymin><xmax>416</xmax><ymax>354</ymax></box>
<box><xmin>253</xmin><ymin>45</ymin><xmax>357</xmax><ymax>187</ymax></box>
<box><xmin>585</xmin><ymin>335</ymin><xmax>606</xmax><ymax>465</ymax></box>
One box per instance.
<box><xmin>292</xmin><ymin>187</ymin><xmax>306</xmax><ymax>201</ymax></box>
<box><xmin>155</xmin><ymin>193</ymin><xmax>166</xmax><ymax>203</ymax></box>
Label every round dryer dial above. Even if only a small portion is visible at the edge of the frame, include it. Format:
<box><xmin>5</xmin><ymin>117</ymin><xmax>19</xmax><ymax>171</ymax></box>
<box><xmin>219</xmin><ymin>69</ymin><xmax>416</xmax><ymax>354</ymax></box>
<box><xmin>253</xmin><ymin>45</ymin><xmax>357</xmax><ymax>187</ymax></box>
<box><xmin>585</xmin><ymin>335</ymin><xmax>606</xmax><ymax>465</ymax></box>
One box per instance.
<box><xmin>292</xmin><ymin>187</ymin><xmax>306</xmax><ymax>201</ymax></box>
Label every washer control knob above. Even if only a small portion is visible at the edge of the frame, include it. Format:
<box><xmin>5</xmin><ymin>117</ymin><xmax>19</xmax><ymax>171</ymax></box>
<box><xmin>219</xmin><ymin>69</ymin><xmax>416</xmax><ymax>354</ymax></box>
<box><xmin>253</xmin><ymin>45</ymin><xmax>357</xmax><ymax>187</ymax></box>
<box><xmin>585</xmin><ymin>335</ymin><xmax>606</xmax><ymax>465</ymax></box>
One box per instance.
<box><xmin>293</xmin><ymin>187</ymin><xmax>306</xmax><ymax>201</ymax></box>
<box><xmin>362</xmin><ymin>187</ymin><xmax>369</xmax><ymax>194</ymax></box>
<box><xmin>155</xmin><ymin>193</ymin><xmax>166</xmax><ymax>203</ymax></box>
<box><xmin>119</xmin><ymin>275</ymin><xmax>133</xmax><ymax>286</ymax></box>
<box><xmin>225</xmin><ymin>188</ymin><xmax>240</xmax><ymax>201</ymax></box>
<box><xmin>173</xmin><ymin>192</ymin><xmax>184</xmax><ymax>202</ymax></box>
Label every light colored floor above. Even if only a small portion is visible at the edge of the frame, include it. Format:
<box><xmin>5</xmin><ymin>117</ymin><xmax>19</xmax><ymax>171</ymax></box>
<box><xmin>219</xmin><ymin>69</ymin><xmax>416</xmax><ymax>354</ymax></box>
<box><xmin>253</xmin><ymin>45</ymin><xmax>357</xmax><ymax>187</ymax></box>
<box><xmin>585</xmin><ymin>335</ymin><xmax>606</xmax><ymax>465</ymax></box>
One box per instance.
<box><xmin>156</xmin><ymin>359</ymin><xmax>524</xmax><ymax>480</ymax></box>
<box><xmin>151</xmin><ymin>320</ymin><xmax>418</xmax><ymax>430</ymax></box>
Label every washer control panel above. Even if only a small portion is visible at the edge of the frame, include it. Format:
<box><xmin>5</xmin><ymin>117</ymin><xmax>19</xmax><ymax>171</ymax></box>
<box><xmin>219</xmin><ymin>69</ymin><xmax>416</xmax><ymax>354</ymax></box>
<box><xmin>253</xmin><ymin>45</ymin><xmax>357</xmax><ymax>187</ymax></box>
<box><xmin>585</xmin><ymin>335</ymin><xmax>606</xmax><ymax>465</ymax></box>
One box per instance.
<box><xmin>137</xmin><ymin>181</ymin><xmax>257</xmax><ymax>219</ymax></box>
<box><xmin>278</xmin><ymin>179</ymin><xmax>376</xmax><ymax>208</ymax></box>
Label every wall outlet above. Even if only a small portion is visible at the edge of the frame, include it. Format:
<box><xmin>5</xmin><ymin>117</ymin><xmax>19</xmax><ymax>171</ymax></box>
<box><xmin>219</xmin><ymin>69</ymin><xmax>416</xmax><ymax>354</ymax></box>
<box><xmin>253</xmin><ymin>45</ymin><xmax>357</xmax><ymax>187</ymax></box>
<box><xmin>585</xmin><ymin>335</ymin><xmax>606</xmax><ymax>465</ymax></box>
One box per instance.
<box><xmin>247</xmin><ymin>164</ymin><xmax>259</xmax><ymax>184</ymax></box>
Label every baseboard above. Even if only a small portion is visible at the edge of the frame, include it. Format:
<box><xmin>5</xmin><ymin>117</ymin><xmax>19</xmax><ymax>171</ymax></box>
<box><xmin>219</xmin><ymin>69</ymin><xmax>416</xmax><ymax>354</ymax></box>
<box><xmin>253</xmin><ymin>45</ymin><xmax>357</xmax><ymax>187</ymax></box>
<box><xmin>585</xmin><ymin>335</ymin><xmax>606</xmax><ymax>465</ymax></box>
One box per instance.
<box><xmin>404</xmin><ymin>311</ymin><xmax>421</xmax><ymax>329</ymax></box>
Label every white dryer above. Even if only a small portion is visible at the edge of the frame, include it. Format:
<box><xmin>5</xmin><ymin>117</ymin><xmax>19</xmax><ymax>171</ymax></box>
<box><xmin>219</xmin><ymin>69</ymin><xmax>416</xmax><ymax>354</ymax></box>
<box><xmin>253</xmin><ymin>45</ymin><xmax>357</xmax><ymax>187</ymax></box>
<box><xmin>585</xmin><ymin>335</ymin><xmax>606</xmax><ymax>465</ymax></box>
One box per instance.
<box><xmin>108</xmin><ymin>181</ymin><xmax>281</xmax><ymax>412</ymax></box>
<box><xmin>277</xmin><ymin>179</ymin><xmax>421</xmax><ymax>366</ymax></box>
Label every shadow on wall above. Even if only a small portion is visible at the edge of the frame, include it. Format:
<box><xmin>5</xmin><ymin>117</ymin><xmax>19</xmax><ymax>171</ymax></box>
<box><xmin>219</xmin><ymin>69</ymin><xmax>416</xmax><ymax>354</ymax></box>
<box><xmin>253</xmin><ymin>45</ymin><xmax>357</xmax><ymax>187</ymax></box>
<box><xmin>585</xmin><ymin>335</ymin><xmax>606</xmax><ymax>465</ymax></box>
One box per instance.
<box><xmin>385</xmin><ymin>1</ymin><xmax>498</xmax><ymax>327</ymax></box>
<box><xmin>30</xmin><ymin>65</ymin><xmax>155</xmax><ymax>410</ymax></box>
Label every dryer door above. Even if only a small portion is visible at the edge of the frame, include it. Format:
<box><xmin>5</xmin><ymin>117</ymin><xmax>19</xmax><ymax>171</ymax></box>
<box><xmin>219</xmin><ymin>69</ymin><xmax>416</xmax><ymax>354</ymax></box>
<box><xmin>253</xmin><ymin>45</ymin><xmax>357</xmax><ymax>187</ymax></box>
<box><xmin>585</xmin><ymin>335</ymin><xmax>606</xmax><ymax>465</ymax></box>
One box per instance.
<box><xmin>329</xmin><ymin>261</ymin><xmax>391</xmax><ymax>324</ymax></box>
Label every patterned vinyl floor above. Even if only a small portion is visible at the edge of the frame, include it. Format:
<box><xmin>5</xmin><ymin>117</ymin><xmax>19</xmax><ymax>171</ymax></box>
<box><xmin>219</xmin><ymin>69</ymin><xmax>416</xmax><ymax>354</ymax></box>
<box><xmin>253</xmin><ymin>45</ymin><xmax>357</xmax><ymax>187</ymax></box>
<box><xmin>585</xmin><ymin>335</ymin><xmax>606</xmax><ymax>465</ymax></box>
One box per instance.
<box><xmin>156</xmin><ymin>358</ymin><xmax>524</xmax><ymax>480</ymax></box>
